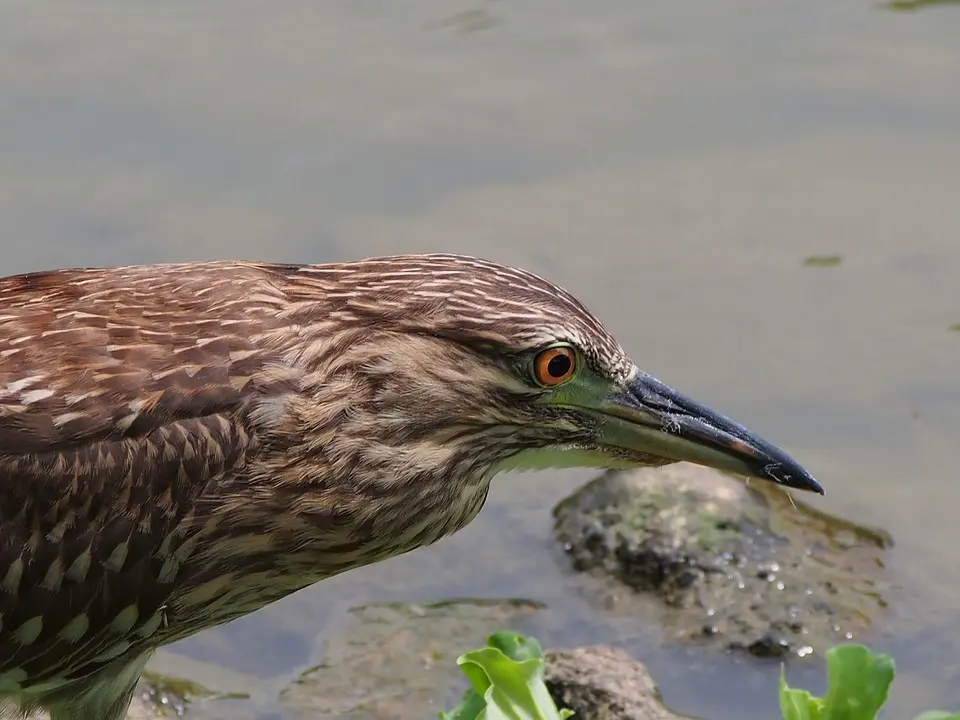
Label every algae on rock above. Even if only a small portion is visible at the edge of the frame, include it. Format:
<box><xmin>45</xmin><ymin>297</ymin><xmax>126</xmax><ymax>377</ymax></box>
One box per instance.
<box><xmin>553</xmin><ymin>463</ymin><xmax>892</xmax><ymax>660</ymax></box>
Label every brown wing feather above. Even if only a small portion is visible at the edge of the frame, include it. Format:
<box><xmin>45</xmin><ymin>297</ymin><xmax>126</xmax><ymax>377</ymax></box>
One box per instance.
<box><xmin>0</xmin><ymin>263</ymin><xmax>286</xmax><ymax>452</ymax></box>
<box><xmin>0</xmin><ymin>262</ymin><xmax>298</xmax><ymax>686</ymax></box>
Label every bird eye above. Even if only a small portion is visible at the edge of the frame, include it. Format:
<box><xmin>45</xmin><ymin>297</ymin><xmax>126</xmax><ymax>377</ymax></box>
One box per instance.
<box><xmin>533</xmin><ymin>346</ymin><xmax>577</xmax><ymax>387</ymax></box>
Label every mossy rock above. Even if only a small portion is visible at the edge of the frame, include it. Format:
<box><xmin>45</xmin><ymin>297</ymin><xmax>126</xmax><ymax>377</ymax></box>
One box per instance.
<box><xmin>553</xmin><ymin>463</ymin><xmax>892</xmax><ymax>661</ymax></box>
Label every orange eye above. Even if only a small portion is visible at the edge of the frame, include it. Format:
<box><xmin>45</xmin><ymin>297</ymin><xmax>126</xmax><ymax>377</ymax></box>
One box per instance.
<box><xmin>533</xmin><ymin>346</ymin><xmax>577</xmax><ymax>387</ymax></box>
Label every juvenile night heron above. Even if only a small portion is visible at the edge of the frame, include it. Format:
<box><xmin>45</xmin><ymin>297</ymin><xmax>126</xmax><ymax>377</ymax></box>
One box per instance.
<box><xmin>0</xmin><ymin>253</ymin><xmax>822</xmax><ymax>720</ymax></box>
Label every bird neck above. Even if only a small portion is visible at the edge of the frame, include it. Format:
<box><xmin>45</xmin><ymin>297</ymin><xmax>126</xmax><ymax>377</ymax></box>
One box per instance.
<box><xmin>298</xmin><ymin>446</ymin><xmax>497</xmax><ymax>566</ymax></box>
<box><xmin>210</xmin><ymin>434</ymin><xmax>502</xmax><ymax>583</ymax></box>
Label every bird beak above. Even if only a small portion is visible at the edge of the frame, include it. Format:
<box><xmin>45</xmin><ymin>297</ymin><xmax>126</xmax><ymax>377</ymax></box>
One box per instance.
<box><xmin>596</xmin><ymin>370</ymin><xmax>824</xmax><ymax>494</ymax></box>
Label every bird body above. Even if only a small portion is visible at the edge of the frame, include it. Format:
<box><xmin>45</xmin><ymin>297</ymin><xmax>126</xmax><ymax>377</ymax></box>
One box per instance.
<box><xmin>0</xmin><ymin>254</ymin><xmax>821</xmax><ymax>720</ymax></box>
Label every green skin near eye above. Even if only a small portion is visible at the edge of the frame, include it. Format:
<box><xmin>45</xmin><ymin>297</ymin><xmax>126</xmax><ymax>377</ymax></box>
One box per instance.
<box><xmin>501</xmin><ymin>343</ymin><xmax>637</xmax><ymax>472</ymax></box>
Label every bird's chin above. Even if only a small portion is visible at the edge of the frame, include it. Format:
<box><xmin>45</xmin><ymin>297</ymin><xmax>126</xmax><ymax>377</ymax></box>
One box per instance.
<box><xmin>596</xmin><ymin>444</ymin><xmax>675</xmax><ymax>468</ymax></box>
<box><xmin>490</xmin><ymin>444</ymin><xmax>670</xmax><ymax>474</ymax></box>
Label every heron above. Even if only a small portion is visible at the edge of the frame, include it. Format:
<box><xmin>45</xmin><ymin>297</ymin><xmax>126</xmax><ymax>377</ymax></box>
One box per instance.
<box><xmin>0</xmin><ymin>253</ymin><xmax>822</xmax><ymax>720</ymax></box>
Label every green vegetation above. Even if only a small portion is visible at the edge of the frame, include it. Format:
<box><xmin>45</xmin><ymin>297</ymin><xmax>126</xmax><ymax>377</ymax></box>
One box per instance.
<box><xmin>780</xmin><ymin>645</ymin><xmax>959</xmax><ymax>720</ymax></box>
<box><xmin>443</xmin><ymin>636</ymin><xmax>959</xmax><ymax>720</ymax></box>
<box><xmin>441</xmin><ymin>632</ymin><xmax>572</xmax><ymax>720</ymax></box>
<box><xmin>803</xmin><ymin>255</ymin><xmax>844</xmax><ymax>268</ymax></box>
<box><xmin>886</xmin><ymin>0</ymin><xmax>960</xmax><ymax>10</ymax></box>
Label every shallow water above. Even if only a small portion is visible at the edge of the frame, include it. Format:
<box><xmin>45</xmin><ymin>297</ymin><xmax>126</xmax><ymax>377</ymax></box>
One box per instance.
<box><xmin>2</xmin><ymin>1</ymin><xmax>959</xmax><ymax>717</ymax></box>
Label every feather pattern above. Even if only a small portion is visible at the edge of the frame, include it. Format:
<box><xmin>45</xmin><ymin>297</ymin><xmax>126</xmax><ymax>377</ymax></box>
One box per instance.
<box><xmin>0</xmin><ymin>254</ymin><xmax>633</xmax><ymax>719</ymax></box>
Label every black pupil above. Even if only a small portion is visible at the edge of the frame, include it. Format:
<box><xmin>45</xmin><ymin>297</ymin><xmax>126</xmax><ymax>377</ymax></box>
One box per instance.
<box><xmin>547</xmin><ymin>353</ymin><xmax>571</xmax><ymax>378</ymax></box>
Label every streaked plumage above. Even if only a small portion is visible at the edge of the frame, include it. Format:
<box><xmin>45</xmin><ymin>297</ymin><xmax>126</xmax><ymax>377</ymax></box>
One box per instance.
<box><xmin>0</xmin><ymin>253</ymin><xmax>821</xmax><ymax>720</ymax></box>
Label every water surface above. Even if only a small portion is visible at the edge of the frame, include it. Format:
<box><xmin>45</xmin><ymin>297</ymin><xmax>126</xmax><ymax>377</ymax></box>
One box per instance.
<box><xmin>2</xmin><ymin>2</ymin><xmax>959</xmax><ymax>717</ymax></box>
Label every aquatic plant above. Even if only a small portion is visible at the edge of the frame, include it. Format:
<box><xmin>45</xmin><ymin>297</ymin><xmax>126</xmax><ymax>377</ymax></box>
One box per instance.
<box><xmin>441</xmin><ymin>632</ymin><xmax>572</xmax><ymax>720</ymax></box>
<box><xmin>780</xmin><ymin>644</ymin><xmax>958</xmax><ymax>720</ymax></box>
<box><xmin>442</xmin><ymin>635</ymin><xmax>960</xmax><ymax>720</ymax></box>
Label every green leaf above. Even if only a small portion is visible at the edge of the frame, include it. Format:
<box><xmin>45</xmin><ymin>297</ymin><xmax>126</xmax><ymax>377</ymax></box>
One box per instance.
<box><xmin>779</xmin><ymin>645</ymin><xmax>897</xmax><ymax>720</ymax></box>
<box><xmin>486</xmin><ymin>632</ymin><xmax>545</xmax><ymax>663</ymax></box>
<box><xmin>779</xmin><ymin>665</ymin><xmax>825</xmax><ymax>720</ymax></box>
<box><xmin>440</xmin><ymin>686</ymin><xmax>488</xmax><ymax>720</ymax></box>
<box><xmin>441</xmin><ymin>632</ymin><xmax>540</xmax><ymax>720</ymax></box>
<box><xmin>440</xmin><ymin>632</ymin><xmax>573</xmax><ymax>720</ymax></box>
<box><xmin>458</xmin><ymin>647</ymin><xmax>572</xmax><ymax>720</ymax></box>
<box><xmin>821</xmin><ymin>645</ymin><xmax>894</xmax><ymax>720</ymax></box>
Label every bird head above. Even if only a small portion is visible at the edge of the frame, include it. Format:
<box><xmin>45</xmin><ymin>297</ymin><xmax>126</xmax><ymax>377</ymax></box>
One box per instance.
<box><xmin>288</xmin><ymin>254</ymin><xmax>823</xmax><ymax>496</ymax></box>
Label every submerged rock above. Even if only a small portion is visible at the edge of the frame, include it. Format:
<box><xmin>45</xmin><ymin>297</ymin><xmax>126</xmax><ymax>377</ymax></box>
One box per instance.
<box><xmin>27</xmin><ymin>692</ymin><xmax>185</xmax><ymax>720</ymax></box>
<box><xmin>553</xmin><ymin>463</ymin><xmax>892</xmax><ymax>661</ymax></box>
<box><xmin>280</xmin><ymin>598</ymin><xmax>544</xmax><ymax>719</ymax></box>
<box><xmin>24</xmin><ymin>650</ymin><xmax>258</xmax><ymax>720</ymax></box>
<box><xmin>130</xmin><ymin>653</ymin><xmax>258</xmax><ymax>719</ymax></box>
<box><xmin>545</xmin><ymin>646</ymin><xmax>691</xmax><ymax>720</ymax></box>
<box><xmin>134</xmin><ymin>672</ymin><xmax>208</xmax><ymax>717</ymax></box>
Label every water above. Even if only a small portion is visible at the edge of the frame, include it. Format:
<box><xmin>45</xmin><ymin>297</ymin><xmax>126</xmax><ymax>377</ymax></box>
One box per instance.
<box><xmin>2</xmin><ymin>1</ymin><xmax>959</xmax><ymax>717</ymax></box>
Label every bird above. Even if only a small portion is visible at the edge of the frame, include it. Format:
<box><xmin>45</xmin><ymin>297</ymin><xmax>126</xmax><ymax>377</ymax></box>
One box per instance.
<box><xmin>0</xmin><ymin>253</ymin><xmax>823</xmax><ymax>720</ymax></box>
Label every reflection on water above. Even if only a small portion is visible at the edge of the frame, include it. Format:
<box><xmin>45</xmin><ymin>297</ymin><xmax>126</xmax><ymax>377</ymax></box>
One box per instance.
<box><xmin>3</xmin><ymin>1</ymin><xmax>960</xmax><ymax>718</ymax></box>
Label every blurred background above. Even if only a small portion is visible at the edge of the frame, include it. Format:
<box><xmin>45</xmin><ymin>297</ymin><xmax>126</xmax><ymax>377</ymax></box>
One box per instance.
<box><xmin>2</xmin><ymin>1</ymin><xmax>959</xmax><ymax>718</ymax></box>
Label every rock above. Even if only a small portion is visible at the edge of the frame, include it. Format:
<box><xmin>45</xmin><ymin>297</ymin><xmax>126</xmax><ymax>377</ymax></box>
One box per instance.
<box><xmin>553</xmin><ymin>463</ymin><xmax>892</xmax><ymax>661</ymax></box>
<box><xmin>24</xmin><ymin>694</ymin><xmax>172</xmax><ymax>720</ymax></box>
<box><xmin>24</xmin><ymin>654</ymin><xmax>258</xmax><ymax>720</ymax></box>
<box><xmin>127</xmin><ymin>694</ymin><xmax>169</xmax><ymax>719</ymax></box>
<box><xmin>280</xmin><ymin>597</ymin><xmax>544</xmax><ymax>719</ymax></box>
<box><xmin>544</xmin><ymin>646</ymin><xmax>690</xmax><ymax>720</ymax></box>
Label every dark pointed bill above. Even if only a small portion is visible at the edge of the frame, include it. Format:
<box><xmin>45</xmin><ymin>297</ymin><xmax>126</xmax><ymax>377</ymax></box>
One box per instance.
<box><xmin>597</xmin><ymin>371</ymin><xmax>824</xmax><ymax>494</ymax></box>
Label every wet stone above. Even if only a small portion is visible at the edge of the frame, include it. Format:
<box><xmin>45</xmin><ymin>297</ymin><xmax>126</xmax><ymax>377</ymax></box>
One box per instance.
<box><xmin>130</xmin><ymin>654</ymin><xmax>258</xmax><ymax>720</ymax></box>
<box><xmin>280</xmin><ymin>598</ymin><xmax>544</xmax><ymax>719</ymax></box>
<box><xmin>135</xmin><ymin>672</ymin><xmax>202</xmax><ymax>717</ymax></box>
<box><xmin>544</xmin><ymin>645</ymin><xmax>692</xmax><ymax>720</ymax></box>
<box><xmin>26</xmin><ymin>694</ymin><xmax>175</xmax><ymax>720</ymax></box>
<box><xmin>140</xmin><ymin>656</ymin><xmax>262</xmax><ymax>719</ymax></box>
<box><xmin>553</xmin><ymin>463</ymin><xmax>892</xmax><ymax>661</ymax></box>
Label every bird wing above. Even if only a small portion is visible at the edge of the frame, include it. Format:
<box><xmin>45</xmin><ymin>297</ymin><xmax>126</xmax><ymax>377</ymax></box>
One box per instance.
<box><xmin>0</xmin><ymin>263</ymin><xmax>295</xmax><ymax>687</ymax></box>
